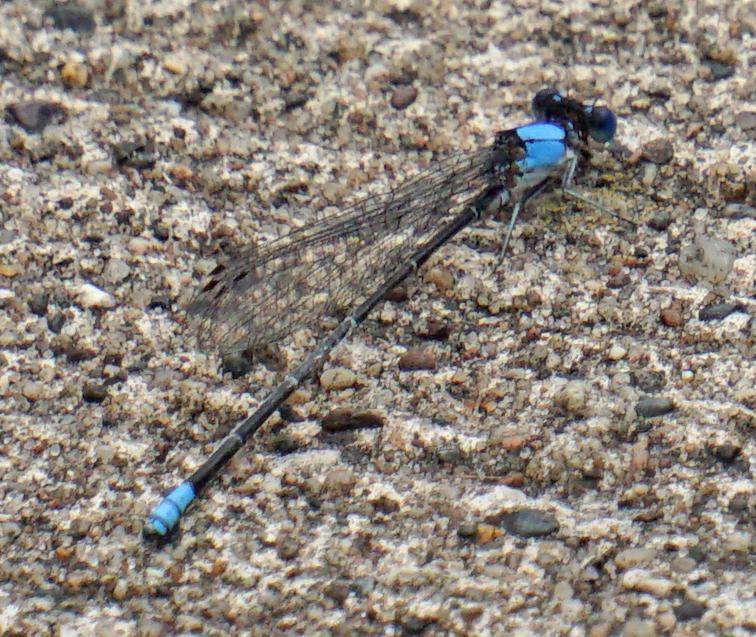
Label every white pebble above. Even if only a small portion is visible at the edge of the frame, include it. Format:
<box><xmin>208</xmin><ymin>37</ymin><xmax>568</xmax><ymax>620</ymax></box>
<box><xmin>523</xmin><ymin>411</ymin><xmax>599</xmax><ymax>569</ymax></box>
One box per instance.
<box><xmin>74</xmin><ymin>283</ymin><xmax>116</xmax><ymax>309</ymax></box>
<box><xmin>679</xmin><ymin>234</ymin><xmax>736</xmax><ymax>284</ymax></box>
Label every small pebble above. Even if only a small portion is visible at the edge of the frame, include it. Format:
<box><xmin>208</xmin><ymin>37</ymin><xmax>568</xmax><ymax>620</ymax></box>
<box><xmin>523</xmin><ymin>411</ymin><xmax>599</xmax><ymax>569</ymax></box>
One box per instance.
<box><xmin>722</xmin><ymin>203</ymin><xmax>755</xmax><ymax>219</ymax></box>
<box><xmin>679</xmin><ymin>235</ymin><xmax>736</xmax><ymax>285</ymax></box>
<box><xmin>147</xmin><ymin>295</ymin><xmax>171</xmax><ymax>310</ymax></box>
<box><xmin>621</xmin><ymin>568</ymin><xmax>674</xmax><ymax>597</ymax></box>
<box><xmin>457</xmin><ymin>521</ymin><xmax>478</xmax><ymax>538</ymax></box>
<box><xmin>28</xmin><ymin>293</ymin><xmax>49</xmax><ymax>317</ymax></box>
<box><xmin>416</xmin><ymin>318</ymin><xmax>450</xmax><ymax>340</ymax></box>
<box><xmin>641</xmin><ymin>162</ymin><xmax>658</xmax><ymax>187</ymax></box>
<box><xmin>711</xmin><ymin>442</ymin><xmax>741</xmax><ymax>464</ymax></box>
<box><xmin>390</xmin><ymin>86</ymin><xmax>418</xmax><ymax>110</ymax></box>
<box><xmin>82</xmin><ymin>383</ymin><xmax>108</xmax><ymax>403</ymax></box>
<box><xmin>621</xmin><ymin>618</ymin><xmax>657</xmax><ymax>637</ymax></box>
<box><xmin>660</xmin><ymin>305</ymin><xmax>683</xmax><ymax>327</ymax></box>
<box><xmin>43</xmin><ymin>3</ymin><xmax>96</xmax><ymax>32</ymax></box>
<box><xmin>670</xmin><ymin>556</ymin><xmax>697</xmax><ymax>573</ymax></box>
<box><xmin>321</xmin><ymin>409</ymin><xmax>384</xmax><ymax>432</ymax></box>
<box><xmin>734</xmin><ymin>110</ymin><xmax>756</xmax><ymax>132</ymax></box>
<box><xmin>103</xmin><ymin>259</ymin><xmax>131</xmax><ymax>284</ymax></box>
<box><xmin>163</xmin><ymin>54</ymin><xmax>189</xmax><ymax>75</ymax></box>
<box><xmin>554</xmin><ymin>380</ymin><xmax>590</xmax><ymax>417</ymax></box>
<box><xmin>493</xmin><ymin>509</ymin><xmax>559</xmax><ymax>538</ymax></box>
<box><xmin>221</xmin><ymin>352</ymin><xmax>253</xmax><ymax>378</ymax></box>
<box><xmin>615</xmin><ymin>548</ymin><xmax>657</xmax><ymax>569</ymax></box>
<box><xmin>61</xmin><ymin>60</ymin><xmax>88</xmax><ymax>88</ymax></box>
<box><xmin>323</xmin><ymin>579</ymin><xmax>350</xmax><ymax>605</ymax></box>
<box><xmin>703</xmin><ymin>59</ymin><xmax>734</xmax><ymax>81</ymax></box>
<box><xmin>674</xmin><ymin>600</ymin><xmax>707</xmax><ymax>622</ymax></box>
<box><xmin>475</xmin><ymin>523</ymin><xmax>504</xmax><ymax>545</ymax></box>
<box><xmin>276</xmin><ymin>536</ymin><xmax>300</xmax><ymax>560</ymax></box>
<box><xmin>641</xmin><ymin>139</ymin><xmax>674</xmax><ymax>164</ymax></box>
<box><xmin>6</xmin><ymin>101</ymin><xmax>66</xmax><ymax>133</ymax></box>
<box><xmin>698</xmin><ymin>302</ymin><xmax>744</xmax><ymax>321</ymax></box>
<box><xmin>21</xmin><ymin>381</ymin><xmax>45</xmax><ymax>401</ymax></box>
<box><xmin>321</xmin><ymin>468</ymin><xmax>356</xmax><ymax>495</ymax></box>
<box><xmin>398</xmin><ymin>349</ymin><xmax>436</xmax><ymax>371</ymax></box>
<box><xmin>647</xmin><ymin>209</ymin><xmax>671</xmax><ymax>231</ymax></box>
<box><xmin>607</xmin><ymin>272</ymin><xmax>630</xmax><ymax>289</ymax></box>
<box><xmin>635</xmin><ymin>397</ymin><xmax>675</xmax><ymax>418</ymax></box>
<box><xmin>73</xmin><ymin>283</ymin><xmax>115</xmax><ymax>309</ymax></box>
<box><xmin>425</xmin><ymin>267</ymin><xmax>454</xmax><ymax>291</ymax></box>
<box><xmin>608</xmin><ymin>345</ymin><xmax>627</xmax><ymax>361</ymax></box>
<box><xmin>320</xmin><ymin>367</ymin><xmax>358</xmax><ymax>390</ymax></box>
<box><xmin>630</xmin><ymin>370</ymin><xmax>666</xmax><ymax>393</ymax></box>
<box><xmin>399</xmin><ymin>615</ymin><xmax>431</xmax><ymax>634</ymax></box>
<box><xmin>631</xmin><ymin>439</ymin><xmax>649</xmax><ymax>471</ymax></box>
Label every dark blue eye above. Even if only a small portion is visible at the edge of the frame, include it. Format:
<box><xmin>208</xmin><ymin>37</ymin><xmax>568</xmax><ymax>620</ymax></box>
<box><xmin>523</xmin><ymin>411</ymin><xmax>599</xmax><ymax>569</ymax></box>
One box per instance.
<box><xmin>585</xmin><ymin>105</ymin><xmax>617</xmax><ymax>143</ymax></box>
<box><xmin>531</xmin><ymin>88</ymin><xmax>562</xmax><ymax>119</ymax></box>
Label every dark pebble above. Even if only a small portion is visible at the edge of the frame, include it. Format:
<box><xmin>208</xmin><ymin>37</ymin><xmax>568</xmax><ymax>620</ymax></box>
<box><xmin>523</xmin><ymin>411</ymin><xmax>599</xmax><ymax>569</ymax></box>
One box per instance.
<box><xmin>48</xmin><ymin>313</ymin><xmax>65</xmax><ymax>334</ymax></box>
<box><xmin>151</xmin><ymin>222</ymin><xmax>171</xmax><ymax>242</ymax></box>
<box><xmin>630</xmin><ymin>370</ymin><xmax>666</xmax><ymax>393</ymax></box>
<box><xmin>698</xmin><ymin>302</ymin><xmax>744</xmax><ymax>321</ymax></box>
<box><xmin>704</xmin><ymin>60</ymin><xmax>734</xmax><ymax>81</ymax></box>
<box><xmin>65</xmin><ymin>346</ymin><xmax>97</xmax><ymax>363</ymax></box>
<box><xmin>384</xmin><ymin>284</ymin><xmax>409</xmax><ymax>302</ymax></box>
<box><xmin>283</xmin><ymin>92</ymin><xmax>309</xmax><ymax>111</ymax></box>
<box><xmin>647</xmin><ymin>209</ymin><xmax>672</xmax><ymax>231</ymax></box>
<box><xmin>636</xmin><ymin>397</ymin><xmax>675</xmax><ymax>417</ymax></box>
<box><xmin>417</xmin><ymin>318</ymin><xmax>451</xmax><ymax>340</ymax></box>
<box><xmin>390</xmin><ymin>86</ymin><xmax>418</xmax><ymax>110</ymax></box>
<box><xmin>399</xmin><ymin>615</ymin><xmax>431</xmax><ymax>634</ymax></box>
<box><xmin>711</xmin><ymin>442</ymin><xmax>740</xmax><ymax>464</ymax></box>
<box><xmin>493</xmin><ymin>509</ymin><xmax>559</xmax><ymax>538</ymax></box>
<box><xmin>457</xmin><ymin>521</ymin><xmax>478</xmax><ymax>538</ymax></box>
<box><xmin>323</xmin><ymin>580</ymin><xmax>350</xmax><ymax>605</ymax></box>
<box><xmin>82</xmin><ymin>383</ymin><xmax>108</xmax><ymax>403</ymax></box>
<box><xmin>268</xmin><ymin>433</ymin><xmax>300</xmax><ymax>455</ymax></box>
<box><xmin>6</xmin><ymin>101</ymin><xmax>66</xmax><ymax>133</ymax></box>
<box><xmin>607</xmin><ymin>272</ymin><xmax>630</xmax><ymax>289</ymax></box>
<box><xmin>734</xmin><ymin>111</ymin><xmax>756</xmax><ymax>132</ymax></box>
<box><xmin>147</xmin><ymin>295</ymin><xmax>171</xmax><ymax>310</ymax></box>
<box><xmin>221</xmin><ymin>352</ymin><xmax>253</xmax><ymax>378</ymax></box>
<box><xmin>43</xmin><ymin>4</ymin><xmax>96</xmax><ymax>32</ymax></box>
<box><xmin>351</xmin><ymin>577</ymin><xmax>374</xmax><ymax>597</ymax></box>
<box><xmin>641</xmin><ymin>139</ymin><xmax>674</xmax><ymax>165</ymax></box>
<box><xmin>721</xmin><ymin>203</ymin><xmax>756</xmax><ymax>220</ymax></box>
<box><xmin>728</xmin><ymin>493</ymin><xmax>749</xmax><ymax>513</ymax></box>
<box><xmin>28</xmin><ymin>293</ymin><xmax>49</xmax><ymax>317</ymax></box>
<box><xmin>321</xmin><ymin>409</ymin><xmax>385</xmax><ymax>433</ymax></box>
<box><xmin>371</xmin><ymin>495</ymin><xmax>400</xmax><ymax>515</ymax></box>
<box><xmin>276</xmin><ymin>536</ymin><xmax>300</xmax><ymax>560</ymax></box>
<box><xmin>278</xmin><ymin>405</ymin><xmax>306</xmax><ymax>423</ymax></box>
<box><xmin>398</xmin><ymin>349</ymin><xmax>436</xmax><ymax>371</ymax></box>
<box><xmin>674</xmin><ymin>600</ymin><xmax>707</xmax><ymax>622</ymax></box>
<box><xmin>112</xmin><ymin>142</ymin><xmax>156</xmax><ymax>169</ymax></box>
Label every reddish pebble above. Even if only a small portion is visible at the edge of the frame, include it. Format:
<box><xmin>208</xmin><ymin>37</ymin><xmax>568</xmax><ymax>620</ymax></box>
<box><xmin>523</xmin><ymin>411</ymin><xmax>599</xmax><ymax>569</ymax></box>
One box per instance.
<box><xmin>660</xmin><ymin>305</ymin><xmax>683</xmax><ymax>327</ymax></box>
<box><xmin>398</xmin><ymin>349</ymin><xmax>437</xmax><ymax>371</ymax></box>
<box><xmin>390</xmin><ymin>86</ymin><xmax>418</xmax><ymax>110</ymax></box>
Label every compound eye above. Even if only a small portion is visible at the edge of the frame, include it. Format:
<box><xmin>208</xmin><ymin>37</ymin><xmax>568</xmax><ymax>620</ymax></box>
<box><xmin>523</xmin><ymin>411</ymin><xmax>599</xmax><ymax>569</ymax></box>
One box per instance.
<box><xmin>586</xmin><ymin>106</ymin><xmax>617</xmax><ymax>143</ymax></box>
<box><xmin>531</xmin><ymin>88</ymin><xmax>562</xmax><ymax>118</ymax></box>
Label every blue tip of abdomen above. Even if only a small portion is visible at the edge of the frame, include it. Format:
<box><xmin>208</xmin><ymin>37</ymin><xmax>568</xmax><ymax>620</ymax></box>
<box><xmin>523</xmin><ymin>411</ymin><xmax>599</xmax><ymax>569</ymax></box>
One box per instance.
<box><xmin>146</xmin><ymin>482</ymin><xmax>196</xmax><ymax>537</ymax></box>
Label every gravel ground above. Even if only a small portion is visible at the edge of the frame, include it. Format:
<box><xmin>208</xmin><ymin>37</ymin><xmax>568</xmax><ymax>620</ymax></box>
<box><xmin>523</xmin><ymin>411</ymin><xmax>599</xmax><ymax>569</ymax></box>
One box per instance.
<box><xmin>1</xmin><ymin>1</ymin><xmax>754</xmax><ymax>636</ymax></box>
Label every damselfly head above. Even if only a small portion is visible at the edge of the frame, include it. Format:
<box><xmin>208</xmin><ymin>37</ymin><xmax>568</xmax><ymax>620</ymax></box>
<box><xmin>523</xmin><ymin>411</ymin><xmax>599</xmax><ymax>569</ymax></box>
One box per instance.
<box><xmin>584</xmin><ymin>105</ymin><xmax>617</xmax><ymax>144</ymax></box>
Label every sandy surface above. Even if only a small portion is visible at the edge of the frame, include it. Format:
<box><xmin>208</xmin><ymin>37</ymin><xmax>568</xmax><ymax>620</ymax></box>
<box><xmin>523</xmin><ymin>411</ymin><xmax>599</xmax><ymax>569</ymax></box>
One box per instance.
<box><xmin>1</xmin><ymin>1</ymin><xmax>754</xmax><ymax>636</ymax></box>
